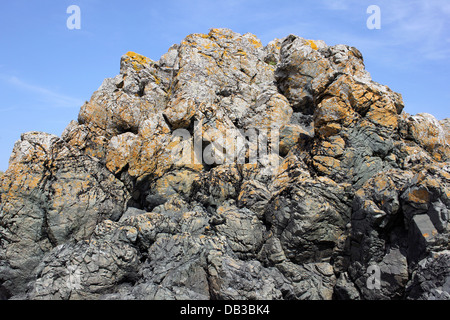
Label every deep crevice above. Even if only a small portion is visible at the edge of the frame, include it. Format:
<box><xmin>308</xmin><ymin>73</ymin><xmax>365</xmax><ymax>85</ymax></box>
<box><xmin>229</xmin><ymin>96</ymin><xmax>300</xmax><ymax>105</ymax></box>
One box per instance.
<box><xmin>116</xmin><ymin>123</ymin><xmax>139</xmax><ymax>135</ymax></box>
<box><xmin>0</xmin><ymin>283</ymin><xmax>11</xmax><ymax>300</ymax></box>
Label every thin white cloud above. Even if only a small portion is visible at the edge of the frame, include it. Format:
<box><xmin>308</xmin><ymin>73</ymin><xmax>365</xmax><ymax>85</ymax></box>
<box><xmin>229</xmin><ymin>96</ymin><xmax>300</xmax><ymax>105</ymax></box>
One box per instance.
<box><xmin>315</xmin><ymin>0</ymin><xmax>450</xmax><ymax>62</ymax></box>
<box><xmin>1</xmin><ymin>75</ymin><xmax>84</xmax><ymax>109</ymax></box>
<box><xmin>321</xmin><ymin>0</ymin><xmax>354</xmax><ymax>11</ymax></box>
<box><xmin>381</xmin><ymin>0</ymin><xmax>450</xmax><ymax>61</ymax></box>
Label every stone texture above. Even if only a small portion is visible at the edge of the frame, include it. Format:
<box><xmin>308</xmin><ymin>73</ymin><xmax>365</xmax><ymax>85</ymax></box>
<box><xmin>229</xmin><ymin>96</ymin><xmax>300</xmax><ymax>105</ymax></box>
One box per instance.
<box><xmin>0</xmin><ymin>29</ymin><xmax>448</xmax><ymax>300</ymax></box>
<box><xmin>0</xmin><ymin>132</ymin><xmax>128</xmax><ymax>296</ymax></box>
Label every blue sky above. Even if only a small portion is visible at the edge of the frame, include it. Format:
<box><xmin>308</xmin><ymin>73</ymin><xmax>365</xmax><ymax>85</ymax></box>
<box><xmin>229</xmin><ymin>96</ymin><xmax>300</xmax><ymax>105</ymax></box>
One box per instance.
<box><xmin>0</xmin><ymin>0</ymin><xmax>449</xmax><ymax>170</ymax></box>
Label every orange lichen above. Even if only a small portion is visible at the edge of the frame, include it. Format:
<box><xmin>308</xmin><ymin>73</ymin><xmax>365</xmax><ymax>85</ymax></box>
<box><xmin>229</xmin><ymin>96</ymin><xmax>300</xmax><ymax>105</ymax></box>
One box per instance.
<box><xmin>312</xmin><ymin>155</ymin><xmax>341</xmax><ymax>175</ymax></box>
<box><xmin>124</xmin><ymin>51</ymin><xmax>152</xmax><ymax>71</ymax></box>
<box><xmin>199</xmin><ymin>52</ymin><xmax>213</xmax><ymax>60</ymax></box>
<box><xmin>306</xmin><ymin>40</ymin><xmax>318</xmax><ymax>50</ymax></box>
<box><xmin>374</xmin><ymin>177</ymin><xmax>388</xmax><ymax>190</ymax></box>
<box><xmin>235</xmin><ymin>49</ymin><xmax>247</xmax><ymax>57</ymax></box>
<box><xmin>248</xmin><ymin>37</ymin><xmax>263</xmax><ymax>49</ymax></box>
<box><xmin>408</xmin><ymin>188</ymin><xmax>430</xmax><ymax>204</ymax></box>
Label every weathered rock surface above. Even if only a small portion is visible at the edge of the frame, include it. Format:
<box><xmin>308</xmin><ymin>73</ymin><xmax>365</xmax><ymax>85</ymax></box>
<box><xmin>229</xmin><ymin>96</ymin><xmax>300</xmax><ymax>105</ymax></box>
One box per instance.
<box><xmin>0</xmin><ymin>28</ymin><xmax>448</xmax><ymax>300</ymax></box>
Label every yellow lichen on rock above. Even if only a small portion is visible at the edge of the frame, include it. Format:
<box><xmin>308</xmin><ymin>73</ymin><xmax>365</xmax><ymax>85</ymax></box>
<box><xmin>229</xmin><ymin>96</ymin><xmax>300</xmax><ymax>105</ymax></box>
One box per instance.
<box><xmin>124</xmin><ymin>51</ymin><xmax>152</xmax><ymax>71</ymax></box>
<box><xmin>306</xmin><ymin>39</ymin><xmax>318</xmax><ymax>50</ymax></box>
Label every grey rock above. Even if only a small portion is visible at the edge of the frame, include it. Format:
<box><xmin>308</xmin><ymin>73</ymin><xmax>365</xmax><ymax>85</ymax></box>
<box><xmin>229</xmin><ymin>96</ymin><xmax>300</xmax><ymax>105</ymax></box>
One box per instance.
<box><xmin>334</xmin><ymin>272</ymin><xmax>360</xmax><ymax>300</ymax></box>
<box><xmin>266</xmin><ymin>176</ymin><xmax>349</xmax><ymax>264</ymax></box>
<box><xmin>1</xmin><ymin>29</ymin><xmax>449</xmax><ymax>300</ymax></box>
<box><xmin>0</xmin><ymin>132</ymin><xmax>128</xmax><ymax>296</ymax></box>
<box><xmin>120</xmin><ymin>207</ymin><xmax>147</xmax><ymax>221</ymax></box>
<box><xmin>406</xmin><ymin>251</ymin><xmax>450</xmax><ymax>300</ymax></box>
<box><xmin>213</xmin><ymin>205</ymin><xmax>266</xmax><ymax>258</ymax></box>
<box><xmin>207</xmin><ymin>253</ymin><xmax>285</xmax><ymax>300</ymax></box>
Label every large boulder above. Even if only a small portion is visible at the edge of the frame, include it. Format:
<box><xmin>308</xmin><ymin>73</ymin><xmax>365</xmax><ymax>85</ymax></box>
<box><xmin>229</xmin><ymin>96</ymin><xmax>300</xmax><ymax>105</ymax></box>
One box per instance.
<box><xmin>0</xmin><ymin>29</ymin><xmax>448</xmax><ymax>300</ymax></box>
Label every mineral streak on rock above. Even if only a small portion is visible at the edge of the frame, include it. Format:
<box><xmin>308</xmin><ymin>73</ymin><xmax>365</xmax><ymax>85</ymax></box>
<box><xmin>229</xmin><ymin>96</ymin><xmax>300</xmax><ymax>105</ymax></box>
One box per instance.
<box><xmin>0</xmin><ymin>28</ymin><xmax>449</xmax><ymax>300</ymax></box>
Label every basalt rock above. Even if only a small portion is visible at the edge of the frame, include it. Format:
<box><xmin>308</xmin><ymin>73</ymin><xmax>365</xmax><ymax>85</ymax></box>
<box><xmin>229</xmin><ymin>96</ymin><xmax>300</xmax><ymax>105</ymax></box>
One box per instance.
<box><xmin>0</xmin><ymin>28</ymin><xmax>448</xmax><ymax>300</ymax></box>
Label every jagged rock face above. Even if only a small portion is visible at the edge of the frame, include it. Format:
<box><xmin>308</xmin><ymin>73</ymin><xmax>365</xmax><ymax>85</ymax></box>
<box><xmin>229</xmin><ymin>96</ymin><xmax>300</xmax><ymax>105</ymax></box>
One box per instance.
<box><xmin>0</xmin><ymin>28</ymin><xmax>449</xmax><ymax>300</ymax></box>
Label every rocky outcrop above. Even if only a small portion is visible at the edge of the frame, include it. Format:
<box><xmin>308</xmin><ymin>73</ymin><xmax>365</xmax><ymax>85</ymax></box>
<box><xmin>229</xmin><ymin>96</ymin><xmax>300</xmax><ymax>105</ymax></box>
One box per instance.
<box><xmin>0</xmin><ymin>28</ymin><xmax>448</xmax><ymax>300</ymax></box>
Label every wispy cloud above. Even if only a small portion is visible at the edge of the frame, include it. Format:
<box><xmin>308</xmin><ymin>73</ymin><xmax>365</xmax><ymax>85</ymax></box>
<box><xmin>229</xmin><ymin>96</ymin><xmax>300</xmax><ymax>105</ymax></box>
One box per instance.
<box><xmin>1</xmin><ymin>75</ymin><xmax>84</xmax><ymax>109</ymax></box>
<box><xmin>383</xmin><ymin>0</ymin><xmax>450</xmax><ymax>60</ymax></box>
<box><xmin>315</xmin><ymin>0</ymin><xmax>450</xmax><ymax>61</ymax></box>
<box><xmin>320</xmin><ymin>0</ymin><xmax>356</xmax><ymax>11</ymax></box>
